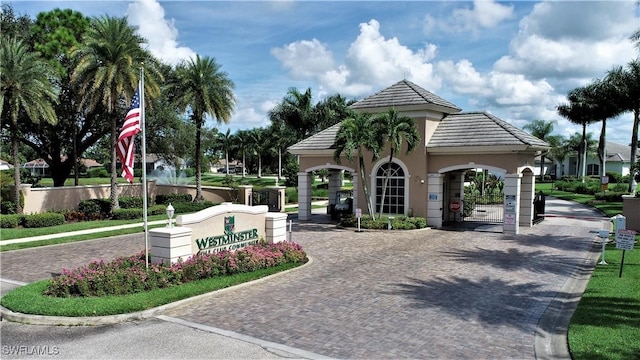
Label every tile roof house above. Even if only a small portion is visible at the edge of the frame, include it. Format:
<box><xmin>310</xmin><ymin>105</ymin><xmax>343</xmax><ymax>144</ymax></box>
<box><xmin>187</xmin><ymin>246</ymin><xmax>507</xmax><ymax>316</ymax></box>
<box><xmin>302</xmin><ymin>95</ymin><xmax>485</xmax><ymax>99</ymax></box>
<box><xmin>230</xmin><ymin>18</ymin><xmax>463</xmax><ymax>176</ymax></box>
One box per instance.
<box><xmin>288</xmin><ymin>80</ymin><xmax>549</xmax><ymax>233</ymax></box>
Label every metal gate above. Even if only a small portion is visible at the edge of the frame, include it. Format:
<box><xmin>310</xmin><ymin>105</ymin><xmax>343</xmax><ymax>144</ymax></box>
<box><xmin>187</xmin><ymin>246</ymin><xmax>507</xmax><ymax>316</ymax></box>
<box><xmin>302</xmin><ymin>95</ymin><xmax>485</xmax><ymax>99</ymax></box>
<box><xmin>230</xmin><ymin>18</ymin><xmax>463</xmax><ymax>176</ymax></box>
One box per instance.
<box><xmin>463</xmin><ymin>193</ymin><xmax>504</xmax><ymax>224</ymax></box>
<box><xmin>251</xmin><ymin>188</ymin><xmax>282</xmax><ymax>212</ymax></box>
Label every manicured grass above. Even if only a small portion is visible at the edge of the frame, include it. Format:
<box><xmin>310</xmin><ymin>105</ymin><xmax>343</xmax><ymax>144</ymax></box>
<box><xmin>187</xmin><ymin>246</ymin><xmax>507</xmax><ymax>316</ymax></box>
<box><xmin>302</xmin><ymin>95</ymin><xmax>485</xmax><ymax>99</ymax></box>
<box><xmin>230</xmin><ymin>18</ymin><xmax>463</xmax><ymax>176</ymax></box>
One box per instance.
<box><xmin>0</xmin><ymin>224</ymin><xmax>166</xmax><ymax>252</ymax></box>
<box><xmin>535</xmin><ymin>182</ymin><xmax>624</xmax><ymax>217</ymax></box>
<box><xmin>1</xmin><ymin>262</ymin><xmax>301</xmax><ymax>317</ymax></box>
<box><xmin>568</xmin><ymin>242</ymin><xmax>640</xmax><ymax>360</ymax></box>
<box><xmin>0</xmin><ymin>214</ymin><xmax>168</xmax><ymax>240</ymax></box>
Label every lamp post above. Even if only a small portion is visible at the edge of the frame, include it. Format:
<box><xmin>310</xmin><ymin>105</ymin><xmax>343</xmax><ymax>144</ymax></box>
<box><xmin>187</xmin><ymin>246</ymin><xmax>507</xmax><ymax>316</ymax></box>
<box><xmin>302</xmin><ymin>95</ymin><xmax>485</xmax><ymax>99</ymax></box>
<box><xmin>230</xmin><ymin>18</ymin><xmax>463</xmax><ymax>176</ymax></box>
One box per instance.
<box><xmin>167</xmin><ymin>203</ymin><xmax>175</xmax><ymax>228</ymax></box>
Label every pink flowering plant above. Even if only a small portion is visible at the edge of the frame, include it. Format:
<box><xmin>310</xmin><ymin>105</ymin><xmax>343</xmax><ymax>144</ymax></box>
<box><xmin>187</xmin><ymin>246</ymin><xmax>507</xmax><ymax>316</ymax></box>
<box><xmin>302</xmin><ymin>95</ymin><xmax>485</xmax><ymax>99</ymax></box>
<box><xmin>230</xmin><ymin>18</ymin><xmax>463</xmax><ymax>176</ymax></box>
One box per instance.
<box><xmin>45</xmin><ymin>242</ymin><xmax>307</xmax><ymax>298</ymax></box>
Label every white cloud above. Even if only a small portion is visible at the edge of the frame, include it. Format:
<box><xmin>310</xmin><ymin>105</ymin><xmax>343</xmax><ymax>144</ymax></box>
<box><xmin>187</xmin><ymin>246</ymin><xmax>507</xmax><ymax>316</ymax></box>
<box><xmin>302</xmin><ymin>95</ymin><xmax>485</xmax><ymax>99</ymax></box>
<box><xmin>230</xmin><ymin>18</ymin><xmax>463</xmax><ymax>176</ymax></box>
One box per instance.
<box><xmin>495</xmin><ymin>0</ymin><xmax>637</xmax><ymax>80</ymax></box>
<box><xmin>126</xmin><ymin>0</ymin><xmax>195</xmax><ymax>65</ymax></box>
<box><xmin>272</xmin><ymin>19</ymin><xmax>441</xmax><ymax>98</ymax></box>
<box><xmin>271</xmin><ymin>39</ymin><xmax>335</xmax><ymax>79</ymax></box>
<box><xmin>424</xmin><ymin>0</ymin><xmax>514</xmax><ymax>35</ymax></box>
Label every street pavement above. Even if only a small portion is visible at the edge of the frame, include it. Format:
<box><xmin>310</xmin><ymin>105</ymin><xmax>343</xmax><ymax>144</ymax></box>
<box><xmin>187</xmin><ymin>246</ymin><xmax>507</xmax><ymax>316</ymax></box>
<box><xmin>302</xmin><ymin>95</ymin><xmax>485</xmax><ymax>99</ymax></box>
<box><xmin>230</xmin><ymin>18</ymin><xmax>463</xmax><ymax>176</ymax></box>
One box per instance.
<box><xmin>0</xmin><ymin>197</ymin><xmax>610</xmax><ymax>359</ymax></box>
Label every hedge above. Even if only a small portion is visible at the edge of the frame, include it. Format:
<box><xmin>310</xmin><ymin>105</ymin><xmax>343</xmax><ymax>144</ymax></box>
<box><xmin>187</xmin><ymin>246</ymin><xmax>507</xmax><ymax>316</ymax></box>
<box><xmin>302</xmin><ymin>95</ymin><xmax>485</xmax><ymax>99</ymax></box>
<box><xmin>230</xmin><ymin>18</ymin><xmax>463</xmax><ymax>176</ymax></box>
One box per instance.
<box><xmin>594</xmin><ymin>192</ymin><xmax>627</xmax><ymax>202</ymax></box>
<box><xmin>0</xmin><ymin>214</ymin><xmax>22</xmax><ymax>228</ymax></box>
<box><xmin>171</xmin><ymin>201</ymin><xmax>216</xmax><ymax>214</ymax></box>
<box><xmin>23</xmin><ymin>213</ymin><xmax>65</xmax><ymax>228</ymax></box>
<box><xmin>156</xmin><ymin>193</ymin><xmax>192</xmax><ymax>205</ymax></box>
<box><xmin>111</xmin><ymin>205</ymin><xmax>167</xmax><ymax>220</ymax></box>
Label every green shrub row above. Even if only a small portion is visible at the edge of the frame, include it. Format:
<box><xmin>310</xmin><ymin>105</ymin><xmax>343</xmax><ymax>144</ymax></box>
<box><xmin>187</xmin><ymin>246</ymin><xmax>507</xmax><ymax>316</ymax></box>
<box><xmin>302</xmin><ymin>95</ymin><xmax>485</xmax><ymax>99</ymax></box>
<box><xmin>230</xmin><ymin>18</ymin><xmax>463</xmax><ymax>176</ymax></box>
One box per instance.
<box><xmin>171</xmin><ymin>201</ymin><xmax>217</xmax><ymax>214</ymax></box>
<box><xmin>593</xmin><ymin>192</ymin><xmax>627</xmax><ymax>202</ymax></box>
<box><xmin>1</xmin><ymin>214</ymin><xmax>21</xmax><ymax>228</ymax></box>
<box><xmin>339</xmin><ymin>215</ymin><xmax>427</xmax><ymax>230</ymax></box>
<box><xmin>23</xmin><ymin>213</ymin><xmax>65</xmax><ymax>228</ymax></box>
<box><xmin>1</xmin><ymin>212</ymin><xmax>64</xmax><ymax>228</ymax></box>
<box><xmin>111</xmin><ymin>205</ymin><xmax>167</xmax><ymax>220</ymax></box>
<box><xmin>156</xmin><ymin>193</ymin><xmax>192</xmax><ymax>205</ymax></box>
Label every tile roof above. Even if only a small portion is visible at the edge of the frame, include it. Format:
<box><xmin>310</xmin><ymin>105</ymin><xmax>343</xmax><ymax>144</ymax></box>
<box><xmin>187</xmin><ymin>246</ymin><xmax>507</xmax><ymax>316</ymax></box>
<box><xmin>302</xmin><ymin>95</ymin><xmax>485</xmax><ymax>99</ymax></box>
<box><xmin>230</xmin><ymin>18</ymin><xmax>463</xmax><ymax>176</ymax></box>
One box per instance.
<box><xmin>603</xmin><ymin>142</ymin><xmax>639</xmax><ymax>162</ymax></box>
<box><xmin>349</xmin><ymin>79</ymin><xmax>461</xmax><ymax>112</ymax></box>
<box><xmin>288</xmin><ymin>122</ymin><xmax>342</xmax><ymax>153</ymax></box>
<box><xmin>426</xmin><ymin>112</ymin><xmax>549</xmax><ymax>149</ymax></box>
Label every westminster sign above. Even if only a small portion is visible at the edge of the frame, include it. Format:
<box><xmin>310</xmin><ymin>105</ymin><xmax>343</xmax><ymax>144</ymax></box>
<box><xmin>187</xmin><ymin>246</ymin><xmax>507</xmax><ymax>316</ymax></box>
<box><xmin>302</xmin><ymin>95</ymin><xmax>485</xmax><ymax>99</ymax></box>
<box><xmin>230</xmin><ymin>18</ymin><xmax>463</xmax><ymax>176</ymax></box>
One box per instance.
<box><xmin>194</xmin><ymin>216</ymin><xmax>260</xmax><ymax>254</ymax></box>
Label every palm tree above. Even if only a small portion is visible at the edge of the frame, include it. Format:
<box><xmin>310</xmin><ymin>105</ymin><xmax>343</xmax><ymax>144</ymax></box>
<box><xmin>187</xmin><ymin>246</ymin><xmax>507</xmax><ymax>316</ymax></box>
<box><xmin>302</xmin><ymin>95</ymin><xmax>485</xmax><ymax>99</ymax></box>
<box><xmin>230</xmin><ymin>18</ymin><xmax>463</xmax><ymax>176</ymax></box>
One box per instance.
<box><xmin>233</xmin><ymin>129</ymin><xmax>251</xmax><ymax>177</ymax></box>
<box><xmin>523</xmin><ymin>120</ymin><xmax>556</xmax><ymax>180</ymax></box>
<box><xmin>371</xmin><ymin>108</ymin><xmax>419</xmax><ymax>217</ymax></box>
<box><xmin>333</xmin><ymin>111</ymin><xmax>381</xmax><ymax>219</ymax></box>
<box><xmin>71</xmin><ymin>16</ymin><xmax>160</xmax><ymax>212</ymax></box>
<box><xmin>0</xmin><ymin>37</ymin><xmax>59</xmax><ymax>213</ymax></box>
<box><xmin>546</xmin><ymin>135</ymin><xmax>568</xmax><ymax>177</ymax></box>
<box><xmin>249</xmin><ymin>127</ymin><xmax>268</xmax><ymax>178</ymax></box>
<box><xmin>175</xmin><ymin>55</ymin><xmax>235</xmax><ymax>201</ymax></box>
<box><xmin>269</xmin><ymin>87</ymin><xmax>315</xmax><ymax>141</ymax></box>
<box><xmin>557</xmin><ymin>85</ymin><xmax>599</xmax><ymax>182</ymax></box>
<box><xmin>267</xmin><ymin>120</ymin><xmax>296</xmax><ymax>180</ymax></box>
<box><xmin>217</xmin><ymin>128</ymin><xmax>234</xmax><ymax>175</ymax></box>
<box><xmin>607</xmin><ymin>59</ymin><xmax>640</xmax><ymax>192</ymax></box>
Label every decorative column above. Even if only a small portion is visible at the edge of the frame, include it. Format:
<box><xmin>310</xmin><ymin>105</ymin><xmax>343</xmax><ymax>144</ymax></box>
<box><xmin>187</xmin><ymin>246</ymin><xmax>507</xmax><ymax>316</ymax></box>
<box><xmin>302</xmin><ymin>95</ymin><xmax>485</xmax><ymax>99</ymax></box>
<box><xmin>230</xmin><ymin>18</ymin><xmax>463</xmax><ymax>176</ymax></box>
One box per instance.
<box><xmin>351</xmin><ymin>170</ymin><xmax>359</xmax><ymax>216</ymax></box>
<box><xmin>297</xmin><ymin>172</ymin><xmax>313</xmax><ymax>220</ymax></box>
<box><xmin>238</xmin><ymin>185</ymin><xmax>253</xmax><ymax>205</ymax></box>
<box><xmin>427</xmin><ymin>173</ymin><xmax>444</xmax><ymax>228</ymax></box>
<box><xmin>265</xmin><ymin>212</ymin><xmax>288</xmax><ymax>243</ymax></box>
<box><xmin>503</xmin><ymin>173</ymin><xmax>522</xmax><ymax>234</ymax></box>
<box><xmin>150</xmin><ymin>227</ymin><xmax>194</xmax><ymax>265</ymax></box>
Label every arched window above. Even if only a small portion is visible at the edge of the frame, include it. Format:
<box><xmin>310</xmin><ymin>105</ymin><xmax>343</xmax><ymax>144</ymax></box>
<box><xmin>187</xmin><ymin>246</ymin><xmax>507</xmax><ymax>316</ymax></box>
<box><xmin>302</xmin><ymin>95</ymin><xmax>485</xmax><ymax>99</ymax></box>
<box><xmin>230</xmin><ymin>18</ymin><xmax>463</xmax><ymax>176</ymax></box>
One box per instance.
<box><xmin>375</xmin><ymin>162</ymin><xmax>405</xmax><ymax>214</ymax></box>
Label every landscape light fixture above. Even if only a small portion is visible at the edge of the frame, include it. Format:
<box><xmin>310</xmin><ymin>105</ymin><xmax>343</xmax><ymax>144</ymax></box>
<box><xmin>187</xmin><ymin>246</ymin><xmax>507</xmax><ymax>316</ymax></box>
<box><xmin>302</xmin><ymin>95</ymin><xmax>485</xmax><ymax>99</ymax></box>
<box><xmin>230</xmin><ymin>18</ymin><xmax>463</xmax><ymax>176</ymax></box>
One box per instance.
<box><xmin>167</xmin><ymin>203</ymin><xmax>175</xmax><ymax>228</ymax></box>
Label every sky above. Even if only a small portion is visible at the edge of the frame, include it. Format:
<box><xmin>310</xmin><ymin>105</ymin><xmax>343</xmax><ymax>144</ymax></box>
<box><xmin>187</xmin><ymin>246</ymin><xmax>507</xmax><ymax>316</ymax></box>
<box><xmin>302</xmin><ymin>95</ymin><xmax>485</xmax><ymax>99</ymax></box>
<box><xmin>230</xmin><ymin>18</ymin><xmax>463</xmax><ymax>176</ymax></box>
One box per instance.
<box><xmin>7</xmin><ymin>0</ymin><xmax>640</xmax><ymax>146</ymax></box>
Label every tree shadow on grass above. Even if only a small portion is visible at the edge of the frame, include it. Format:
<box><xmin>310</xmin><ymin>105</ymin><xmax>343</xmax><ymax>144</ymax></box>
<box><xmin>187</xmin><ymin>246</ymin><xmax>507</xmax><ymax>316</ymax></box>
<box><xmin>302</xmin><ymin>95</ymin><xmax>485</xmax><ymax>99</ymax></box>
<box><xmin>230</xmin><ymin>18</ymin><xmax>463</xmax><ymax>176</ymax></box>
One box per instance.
<box><xmin>383</xmin><ymin>276</ymin><xmax>563</xmax><ymax>332</ymax></box>
<box><xmin>440</xmin><ymin>246</ymin><xmax>585</xmax><ymax>275</ymax></box>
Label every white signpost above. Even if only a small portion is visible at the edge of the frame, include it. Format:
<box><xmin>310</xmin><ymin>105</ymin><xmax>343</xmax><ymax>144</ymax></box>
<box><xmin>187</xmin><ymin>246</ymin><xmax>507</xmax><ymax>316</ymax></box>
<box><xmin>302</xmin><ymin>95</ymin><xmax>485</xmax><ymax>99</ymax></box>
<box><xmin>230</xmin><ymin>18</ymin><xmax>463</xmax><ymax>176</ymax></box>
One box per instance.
<box><xmin>355</xmin><ymin>208</ymin><xmax>363</xmax><ymax>233</ymax></box>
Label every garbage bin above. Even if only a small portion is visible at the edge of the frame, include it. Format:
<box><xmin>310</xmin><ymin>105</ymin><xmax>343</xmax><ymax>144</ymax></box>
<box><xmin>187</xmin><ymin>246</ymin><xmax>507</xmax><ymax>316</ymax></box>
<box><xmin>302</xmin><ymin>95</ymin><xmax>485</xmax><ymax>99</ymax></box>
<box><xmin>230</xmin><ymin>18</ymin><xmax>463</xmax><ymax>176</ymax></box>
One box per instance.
<box><xmin>533</xmin><ymin>191</ymin><xmax>545</xmax><ymax>224</ymax></box>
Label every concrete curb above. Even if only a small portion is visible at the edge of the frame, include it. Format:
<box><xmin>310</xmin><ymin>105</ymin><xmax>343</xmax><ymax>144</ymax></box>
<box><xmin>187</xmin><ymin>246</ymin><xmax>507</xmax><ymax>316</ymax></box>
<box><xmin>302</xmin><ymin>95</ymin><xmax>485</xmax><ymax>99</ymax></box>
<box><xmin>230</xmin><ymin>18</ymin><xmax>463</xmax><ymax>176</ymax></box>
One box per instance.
<box><xmin>1</xmin><ymin>256</ymin><xmax>313</xmax><ymax>326</ymax></box>
<box><xmin>533</xmin><ymin>239</ymin><xmax>602</xmax><ymax>359</ymax></box>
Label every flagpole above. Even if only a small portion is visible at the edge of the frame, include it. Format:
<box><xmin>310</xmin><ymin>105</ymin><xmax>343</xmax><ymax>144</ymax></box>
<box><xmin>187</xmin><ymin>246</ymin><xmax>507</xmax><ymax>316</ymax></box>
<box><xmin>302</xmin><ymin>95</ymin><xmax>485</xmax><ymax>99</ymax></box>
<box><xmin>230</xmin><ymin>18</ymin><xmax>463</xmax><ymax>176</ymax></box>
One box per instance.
<box><xmin>140</xmin><ymin>66</ymin><xmax>149</xmax><ymax>270</ymax></box>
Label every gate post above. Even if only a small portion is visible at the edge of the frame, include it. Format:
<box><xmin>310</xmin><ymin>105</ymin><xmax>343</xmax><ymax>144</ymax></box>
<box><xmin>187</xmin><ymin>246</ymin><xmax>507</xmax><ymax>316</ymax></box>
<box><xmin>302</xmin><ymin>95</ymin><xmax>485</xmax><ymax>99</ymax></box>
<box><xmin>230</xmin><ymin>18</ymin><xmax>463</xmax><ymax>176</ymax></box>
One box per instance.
<box><xmin>503</xmin><ymin>173</ymin><xmax>522</xmax><ymax>234</ymax></box>
<box><xmin>427</xmin><ymin>173</ymin><xmax>444</xmax><ymax>228</ymax></box>
<box><xmin>238</xmin><ymin>185</ymin><xmax>253</xmax><ymax>205</ymax></box>
<box><xmin>298</xmin><ymin>172</ymin><xmax>313</xmax><ymax>220</ymax></box>
<box><xmin>519</xmin><ymin>171</ymin><xmax>534</xmax><ymax>227</ymax></box>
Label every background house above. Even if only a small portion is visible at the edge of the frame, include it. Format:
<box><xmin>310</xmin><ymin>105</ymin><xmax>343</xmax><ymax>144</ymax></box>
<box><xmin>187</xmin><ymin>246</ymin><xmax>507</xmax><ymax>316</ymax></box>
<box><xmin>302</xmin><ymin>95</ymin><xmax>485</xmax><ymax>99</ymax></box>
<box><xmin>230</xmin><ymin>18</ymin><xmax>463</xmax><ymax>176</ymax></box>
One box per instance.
<box><xmin>537</xmin><ymin>142</ymin><xmax>639</xmax><ymax>178</ymax></box>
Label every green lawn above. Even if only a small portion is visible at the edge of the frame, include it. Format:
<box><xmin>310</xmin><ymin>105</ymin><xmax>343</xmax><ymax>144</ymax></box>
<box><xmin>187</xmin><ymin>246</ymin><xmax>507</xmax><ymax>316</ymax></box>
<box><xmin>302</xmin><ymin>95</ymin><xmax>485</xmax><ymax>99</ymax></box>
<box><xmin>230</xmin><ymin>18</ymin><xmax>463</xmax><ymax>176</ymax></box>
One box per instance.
<box><xmin>568</xmin><ymin>242</ymin><xmax>640</xmax><ymax>360</ymax></box>
<box><xmin>535</xmin><ymin>182</ymin><xmax>624</xmax><ymax>217</ymax></box>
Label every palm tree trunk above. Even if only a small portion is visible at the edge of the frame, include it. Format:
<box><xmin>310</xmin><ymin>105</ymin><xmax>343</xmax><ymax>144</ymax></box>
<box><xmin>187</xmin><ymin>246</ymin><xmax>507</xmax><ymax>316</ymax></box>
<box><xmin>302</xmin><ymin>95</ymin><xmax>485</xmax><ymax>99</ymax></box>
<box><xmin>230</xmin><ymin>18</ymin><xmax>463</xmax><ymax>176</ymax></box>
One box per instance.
<box><xmin>378</xmin><ymin>149</ymin><xmax>395</xmax><ymax>218</ymax></box>
<box><xmin>598</xmin><ymin>118</ymin><xmax>607</xmax><ymax>180</ymax></box>
<box><xmin>242</xmin><ymin>150</ymin><xmax>246</xmax><ymax>178</ymax></box>
<box><xmin>11</xmin><ymin>130</ymin><xmax>22</xmax><ymax>214</ymax></box>
<box><xmin>258</xmin><ymin>154</ymin><xmax>262</xmax><ymax>178</ymax></box>
<box><xmin>630</xmin><ymin>109</ymin><xmax>639</xmax><ymax>193</ymax></box>
<box><xmin>194</xmin><ymin>119</ymin><xmax>203</xmax><ymax>202</ymax></box>
<box><xmin>358</xmin><ymin>154</ymin><xmax>375</xmax><ymax>220</ymax></box>
<box><xmin>110</xmin><ymin>115</ymin><xmax>119</xmax><ymax>212</ymax></box>
<box><xmin>278</xmin><ymin>147</ymin><xmax>282</xmax><ymax>180</ymax></box>
<box><xmin>580</xmin><ymin>123</ymin><xmax>587</xmax><ymax>183</ymax></box>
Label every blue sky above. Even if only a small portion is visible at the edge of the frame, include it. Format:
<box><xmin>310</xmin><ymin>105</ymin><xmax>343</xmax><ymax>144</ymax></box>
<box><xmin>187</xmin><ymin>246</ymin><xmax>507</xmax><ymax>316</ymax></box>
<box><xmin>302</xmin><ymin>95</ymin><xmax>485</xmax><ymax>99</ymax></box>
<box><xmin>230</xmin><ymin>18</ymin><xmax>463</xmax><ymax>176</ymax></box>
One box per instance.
<box><xmin>8</xmin><ymin>0</ymin><xmax>640</xmax><ymax>146</ymax></box>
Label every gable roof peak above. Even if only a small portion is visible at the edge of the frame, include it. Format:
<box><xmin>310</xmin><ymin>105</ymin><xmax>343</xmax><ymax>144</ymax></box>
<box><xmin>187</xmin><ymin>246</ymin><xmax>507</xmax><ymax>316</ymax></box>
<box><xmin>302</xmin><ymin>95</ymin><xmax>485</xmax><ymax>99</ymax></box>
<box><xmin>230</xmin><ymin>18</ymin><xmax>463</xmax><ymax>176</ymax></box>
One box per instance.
<box><xmin>349</xmin><ymin>79</ymin><xmax>461</xmax><ymax>112</ymax></box>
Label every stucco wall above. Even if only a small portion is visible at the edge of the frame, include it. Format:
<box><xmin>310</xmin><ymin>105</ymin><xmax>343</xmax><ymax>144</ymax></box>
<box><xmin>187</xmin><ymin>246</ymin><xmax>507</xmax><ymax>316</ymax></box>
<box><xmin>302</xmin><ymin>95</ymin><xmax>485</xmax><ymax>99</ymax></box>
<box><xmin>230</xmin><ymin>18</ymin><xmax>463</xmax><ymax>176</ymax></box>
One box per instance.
<box><xmin>19</xmin><ymin>182</ymin><xmax>235</xmax><ymax>214</ymax></box>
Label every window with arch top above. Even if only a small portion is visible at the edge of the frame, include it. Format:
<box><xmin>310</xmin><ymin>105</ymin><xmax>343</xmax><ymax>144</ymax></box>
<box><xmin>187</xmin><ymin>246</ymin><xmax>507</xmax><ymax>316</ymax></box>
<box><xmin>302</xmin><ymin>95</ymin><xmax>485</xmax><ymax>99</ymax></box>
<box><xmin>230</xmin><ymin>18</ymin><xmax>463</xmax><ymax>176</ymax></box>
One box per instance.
<box><xmin>375</xmin><ymin>162</ymin><xmax>405</xmax><ymax>215</ymax></box>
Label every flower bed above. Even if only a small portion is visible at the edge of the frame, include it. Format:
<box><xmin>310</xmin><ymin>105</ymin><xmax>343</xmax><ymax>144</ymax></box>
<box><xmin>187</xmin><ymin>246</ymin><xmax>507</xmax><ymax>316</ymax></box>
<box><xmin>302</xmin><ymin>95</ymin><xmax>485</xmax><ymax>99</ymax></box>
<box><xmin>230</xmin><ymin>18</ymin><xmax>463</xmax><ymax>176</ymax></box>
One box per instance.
<box><xmin>45</xmin><ymin>242</ymin><xmax>307</xmax><ymax>298</ymax></box>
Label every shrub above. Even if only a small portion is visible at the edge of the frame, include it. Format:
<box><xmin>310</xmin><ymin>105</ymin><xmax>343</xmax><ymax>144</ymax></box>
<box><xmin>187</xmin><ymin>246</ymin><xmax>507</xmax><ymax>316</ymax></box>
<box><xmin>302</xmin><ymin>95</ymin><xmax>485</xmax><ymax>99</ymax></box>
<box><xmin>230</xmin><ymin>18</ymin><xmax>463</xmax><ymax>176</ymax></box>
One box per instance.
<box><xmin>87</xmin><ymin>167</ymin><xmax>109</xmax><ymax>178</ymax></box>
<box><xmin>605</xmin><ymin>171</ymin><xmax>622</xmax><ymax>184</ymax></box>
<box><xmin>44</xmin><ymin>242</ymin><xmax>307</xmax><ymax>298</ymax></box>
<box><xmin>111</xmin><ymin>208</ymin><xmax>142</xmax><ymax>220</ymax></box>
<box><xmin>1</xmin><ymin>200</ymin><xmax>16</xmax><ymax>214</ymax></box>
<box><xmin>156</xmin><ymin>193</ymin><xmax>192</xmax><ymax>205</ymax></box>
<box><xmin>78</xmin><ymin>199</ymin><xmax>111</xmax><ymax>219</ymax></box>
<box><xmin>119</xmin><ymin>196</ymin><xmax>145</xmax><ymax>209</ymax></box>
<box><xmin>285</xmin><ymin>187</ymin><xmax>298</xmax><ymax>203</ymax></box>
<box><xmin>0</xmin><ymin>214</ymin><xmax>21</xmax><ymax>228</ymax></box>
<box><xmin>23</xmin><ymin>213</ymin><xmax>65</xmax><ymax>228</ymax></box>
<box><xmin>183</xmin><ymin>168</ymin><xmax>196</xmax><ymax>177</ymax></box>
<box><xmin>149</xmin><ymin>204</ymin><xmax>166</xmax><ymax>215</ymax></box>
<box><xmin>171</xmin><ymin>201</ymin><xmax>216</xmax><ymax>214</ymax></box>
<box><xmin>594</xmin><ymin>192</ymin><xmax>626</xmax><ymax>202</ymax></box>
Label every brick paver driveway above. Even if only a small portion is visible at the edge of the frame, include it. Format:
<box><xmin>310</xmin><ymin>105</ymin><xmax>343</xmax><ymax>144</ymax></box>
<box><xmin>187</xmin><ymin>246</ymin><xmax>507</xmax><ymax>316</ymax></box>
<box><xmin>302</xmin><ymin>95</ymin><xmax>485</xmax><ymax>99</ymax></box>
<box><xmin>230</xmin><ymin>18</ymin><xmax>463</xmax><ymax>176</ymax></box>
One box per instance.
<box><xmin>164</xmin><ymin>215</ymin><xmax>602</xmax><ymax>359</ymax></box>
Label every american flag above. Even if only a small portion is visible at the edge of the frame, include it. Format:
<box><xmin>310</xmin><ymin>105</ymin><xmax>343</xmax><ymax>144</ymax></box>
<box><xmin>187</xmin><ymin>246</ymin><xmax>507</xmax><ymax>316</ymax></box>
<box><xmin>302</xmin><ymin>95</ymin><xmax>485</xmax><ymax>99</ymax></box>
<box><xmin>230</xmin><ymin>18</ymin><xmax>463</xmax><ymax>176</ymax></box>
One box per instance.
<box><xmin>116</xmin><ymin>83</ymin><xmax>142</xmax><ymax>183</ymax></box>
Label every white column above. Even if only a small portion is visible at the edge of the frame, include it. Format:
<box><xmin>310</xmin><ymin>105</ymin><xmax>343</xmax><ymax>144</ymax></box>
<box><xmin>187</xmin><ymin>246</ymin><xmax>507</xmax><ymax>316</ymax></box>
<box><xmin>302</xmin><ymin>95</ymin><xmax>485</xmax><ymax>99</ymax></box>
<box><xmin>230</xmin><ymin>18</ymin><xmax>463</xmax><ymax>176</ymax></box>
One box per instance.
<box><xmin>519</xmin><ymin>171</ymin><xmax>534</xmax><ymax>227</ymax></box>
<box><xmin>297</xmin><ymin>172</ymin><xmax>313</xmax><ymax>220</ymax></box>
<box><xmin>427</xmin><ymin>173</ymin><xmax>444</xmax><ymax>228</ymax></box>
<box><xmin>503</xmin><ymin>173</ymin><xmax>522</xmax><ymax>234</ymax></box>
<box><xmin>265</xmin><ymin>212</ymin><xmax>288</xmax><ymax>243</ymax></box>
<box><xmin>150</xmin><ymin>227</ymin><xmax>193</xmax><ymax>265</ymax></box>
<box><xmin>351</xmin><ymin>171</ymin><xmax>359</xmax><ymax>216</ymax></box>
